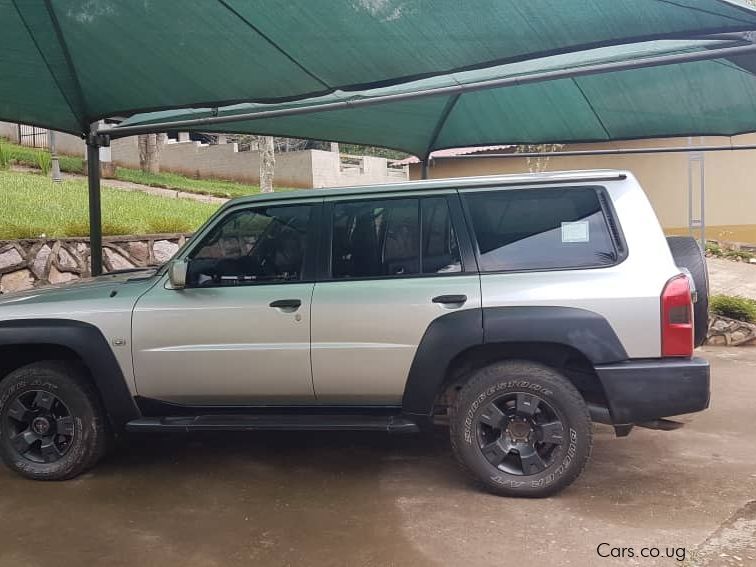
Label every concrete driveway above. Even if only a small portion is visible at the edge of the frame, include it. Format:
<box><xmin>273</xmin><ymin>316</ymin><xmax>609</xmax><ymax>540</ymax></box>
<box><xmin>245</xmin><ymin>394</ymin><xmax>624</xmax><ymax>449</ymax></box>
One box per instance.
<box><xmin>0</xmin><ymin>347</ymin><xmax>754</xmax><ymax>567</ymax></box>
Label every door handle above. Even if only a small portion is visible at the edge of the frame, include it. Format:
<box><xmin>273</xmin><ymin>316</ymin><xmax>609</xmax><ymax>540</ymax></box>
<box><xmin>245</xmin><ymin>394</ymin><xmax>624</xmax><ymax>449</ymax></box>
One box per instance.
<box><xmin>432</xmin><ymin>294</ymin><xmax>467</xmax><ymax>305</ymax></box>
<box><xmin>269</xmin><ymin>299</ymin><xmax>302</xmax><ymax>311</ymax></box>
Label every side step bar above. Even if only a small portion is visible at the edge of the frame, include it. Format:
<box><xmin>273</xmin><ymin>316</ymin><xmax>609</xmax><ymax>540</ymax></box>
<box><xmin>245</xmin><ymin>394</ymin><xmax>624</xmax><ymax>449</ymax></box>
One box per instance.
<box><xmin>126</xmin><ymin>414</ymin><xmax>421</xmax><ymax>434</ymax></box>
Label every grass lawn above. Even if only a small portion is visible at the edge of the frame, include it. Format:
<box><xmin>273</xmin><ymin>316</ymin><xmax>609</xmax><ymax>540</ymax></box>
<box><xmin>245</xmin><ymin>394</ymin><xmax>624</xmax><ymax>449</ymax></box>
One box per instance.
<box><xmin>114</xmin><ymin>167</ymin><xmax>266</xmax><ymax>198</ymax></box>
<box><xmin>0</xmin><ymin>170</ymin><xmax>219</xmax><ymax>240</ymax></box>
<box><xmin>0</xmin><ymin>138</ymin><xmax>268</xmax><ymax>198</ymax></box>
<box><xmin>1</xmin><ymin>139</ymin><xmax>85</xmax><ymax>175</ymax></box>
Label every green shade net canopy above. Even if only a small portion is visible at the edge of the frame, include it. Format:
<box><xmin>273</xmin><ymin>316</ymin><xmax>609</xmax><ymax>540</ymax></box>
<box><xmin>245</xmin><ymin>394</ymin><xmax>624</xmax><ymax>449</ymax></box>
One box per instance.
<box><xmin>117</xmin><ymin>35</ymin><xmax>756</xmax><ymax>158</ymax></box>
<box><xmin>3</xmin><ymin>0</ymin><xmax>756</xmax><ymax>139</ymax></box>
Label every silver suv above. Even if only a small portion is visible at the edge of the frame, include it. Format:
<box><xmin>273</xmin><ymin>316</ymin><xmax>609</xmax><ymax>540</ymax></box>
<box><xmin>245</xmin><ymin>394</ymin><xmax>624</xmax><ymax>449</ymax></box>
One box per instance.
<box><xmin>0</xmin><ymin>170</ymin><xmax>710</xmax><ymax>497</ymax></box>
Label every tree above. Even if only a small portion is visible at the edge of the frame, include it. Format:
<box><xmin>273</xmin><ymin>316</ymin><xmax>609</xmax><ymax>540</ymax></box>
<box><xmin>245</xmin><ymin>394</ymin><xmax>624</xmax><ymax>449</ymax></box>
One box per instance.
<box><xmin>138</xmin><ymin>133</ymin><xmax>166</xmax><ymax>174</ymax></box>
<box><xmin>258</xmin><ymin>135</ymin><xmax>275</xmax><ymax>193</ymax></box>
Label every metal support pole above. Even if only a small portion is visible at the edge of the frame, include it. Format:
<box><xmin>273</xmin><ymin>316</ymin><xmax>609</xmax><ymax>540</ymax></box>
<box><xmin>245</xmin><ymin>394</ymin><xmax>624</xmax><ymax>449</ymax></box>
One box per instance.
<box><xmin>86</xmin><ymin>139</ymin><xmax>103</xmax><ymax>276</ymax></box>
<box><xmin>48</xmin><ymin>130</ymin><xmax>62</xmax><ymax>182</ymax></box>
<box><xmin>687</xmin><ymin>137</ymin><xmax>706</xmax><ymax>250</ymax></box>
<box><xmin>420</xmin><ymin>160</ymin><xmax>429</xmax><ymax>179</ymax></box>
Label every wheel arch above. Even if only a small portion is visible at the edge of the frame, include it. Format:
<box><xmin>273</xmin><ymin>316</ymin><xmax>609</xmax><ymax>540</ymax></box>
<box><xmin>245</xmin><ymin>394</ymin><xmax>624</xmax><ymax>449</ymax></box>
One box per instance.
<box><xmin>402</xmin><ymin>306</ymin><xmax>628</xmax><ymax>416</ymax></box>
<box><xmin>0</xmin><ymin>319</ymin><xmax>140</xmax><ymax>429</ymax></box>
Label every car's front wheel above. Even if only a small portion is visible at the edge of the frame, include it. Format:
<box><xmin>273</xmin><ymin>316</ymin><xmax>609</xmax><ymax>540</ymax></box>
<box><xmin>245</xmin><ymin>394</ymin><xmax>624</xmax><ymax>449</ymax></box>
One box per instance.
<box><xmin>0</xmin><ymin>361</ymin><xmax>110</xmax><ymax>480</ymax></box>
<box><xmin>450</xmin><ymin>360</ymin><xmax>592</xmax><ymax>497</ymax></box>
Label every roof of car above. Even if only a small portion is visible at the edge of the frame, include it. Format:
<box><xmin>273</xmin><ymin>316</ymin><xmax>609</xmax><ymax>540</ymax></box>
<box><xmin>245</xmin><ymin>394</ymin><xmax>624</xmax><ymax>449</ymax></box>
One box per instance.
<box><xmin>226</xmin><ymin>169</ymin><xmax>629</xmax><ymax>208</ymax></box>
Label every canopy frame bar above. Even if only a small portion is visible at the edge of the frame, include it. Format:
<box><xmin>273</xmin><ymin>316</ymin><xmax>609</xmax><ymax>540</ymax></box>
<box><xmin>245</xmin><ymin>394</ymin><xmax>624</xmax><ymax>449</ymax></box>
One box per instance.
<box><xmin>428</xmin><ymin>143</ymin><xmax>756</xmax><ymax>160</ymax></box>
<box><xmin>100</xmin><ymin>39</ymin><xmax>756</xmax><ymax>139</ymax></box>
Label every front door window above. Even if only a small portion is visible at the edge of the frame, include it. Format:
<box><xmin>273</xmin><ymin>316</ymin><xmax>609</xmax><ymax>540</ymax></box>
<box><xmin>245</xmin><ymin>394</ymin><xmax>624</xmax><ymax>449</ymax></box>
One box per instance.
<box><xmin>187</xmin><ymin>204</ymin><xmax>313</xmax><ymax>287</ymax></box>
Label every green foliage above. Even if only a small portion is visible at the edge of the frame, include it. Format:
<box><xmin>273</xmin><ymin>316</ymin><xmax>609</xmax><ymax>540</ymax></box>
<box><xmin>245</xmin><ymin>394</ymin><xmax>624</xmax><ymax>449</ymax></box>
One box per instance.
<box><xmin>145</xmin><ymin>216</ymin><xmax>195</xmax><ymax>235</ymax></box>
<box><xmin>710</xmin><ymin>294</ymin><xmax>756</xmax><ymax>323</ymax></box>
<box><xmin>0</xmin><ymin>170</ymin><xmax>217</xmax><ymax>240</ymax></box>
<box><xmin>706</xmin><ymin>241</ymin><xmax>755</xmax><ymax>262</ymax></box>
<box><xmin>0</xmin><ymin>142</ymin><xmax>9</xmax><ymax>170</ymax></box>
<box><xmin>36</xmin><ymin>151</ymin><xmax>52</xmax><ymax>176</ymax></box>
<box><xmin>725</xmin><ymin>249</ymin><xmax>755</xmax><ymax>261</ymax></box>
<box><xmin>339</xmin><ymin>144</ymin><xmax>410</xmax><ymax>161</ymax></box>
<box><xmin>113</xmin><ymin>167</ymin><xmax>268</xmax><ymax>198</ymax></box>
<box><xmin>0</xmin><ymin>138</ymin><xmax>291</xmax><ymax>197</ymax></box>
<box><xmin>705</xmin><ymin>242</ymin><xmax>722</xmax><ymax>256</ymax></box>
<box><xmin>0</xmin><ymin>138</ymin><xmax>84</xmax><ymax>173</ymax></box>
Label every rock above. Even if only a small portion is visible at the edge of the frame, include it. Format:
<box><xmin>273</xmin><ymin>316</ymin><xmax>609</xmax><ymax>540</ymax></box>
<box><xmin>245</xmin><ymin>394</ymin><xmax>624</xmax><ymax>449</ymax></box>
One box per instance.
<box><xmin>706</xmin><ymin>335</ymin><xmax>728</xmax><ymax>346</ymax></box>
<box><xmin>57</xmin><ymin>246</ymin><xmax>79</xmax><ymax>271</ymax></box>
<box><xmin>127</xmin><ymin>241</ymin><xmax>150</xmax><ymax>264</ymax></box>
<box><xmin>0</xmin><ymin>269</ymin><xmax>35</xmax><ymax>293</ymax></box>
<box><xmin>152</xmin><ymin>240</ymin><xmax>179</xmax><ymax>263</ymax></box>
<box><xmin>30</xmin><ymin>244</ymin><xmax>52</xmax><ymax>279</ymax></box>
<box><xmin>48</xmin><ymin>266</ymin><xmax>79</xmax><ymax>285</ymax></box>
<box><xmin>0</xmin><ymin>248</ymin><xmax>24</xmax><ymax>271</ymax></box>
<box><xmin>104</xmin><ymin>248</ymin><xmax>135</xmax><ymax>271</ymax></box>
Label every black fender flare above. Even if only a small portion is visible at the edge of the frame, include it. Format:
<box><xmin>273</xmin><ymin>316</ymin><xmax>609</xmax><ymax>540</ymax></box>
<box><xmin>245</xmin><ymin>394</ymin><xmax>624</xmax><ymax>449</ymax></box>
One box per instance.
<box><xmin>0</xmin><ymin>319</ymin><xmax>140</xmax><ymax>428</ymax></box>
<box><xmin>402</xmin><ymin>306</ymin><xmax>628</xmax><ymax>415</ymax></box>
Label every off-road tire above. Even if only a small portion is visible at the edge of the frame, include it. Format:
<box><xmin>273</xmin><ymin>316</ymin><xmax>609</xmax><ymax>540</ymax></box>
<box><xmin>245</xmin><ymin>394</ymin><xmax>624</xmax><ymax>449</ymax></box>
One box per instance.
<box><xmin>0</xmin><ymin>361</ymin><xmax>110</xmax><ymax>480</ymax></box>
<box><xmin>450</xmin><ymin>361</ymin><xmax>592</xmax><ymax>498</ymax></box>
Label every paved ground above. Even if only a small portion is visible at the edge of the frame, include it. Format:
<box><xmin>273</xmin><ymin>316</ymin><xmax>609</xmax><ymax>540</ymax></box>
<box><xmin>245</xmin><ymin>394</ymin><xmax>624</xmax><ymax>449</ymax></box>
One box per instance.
<box><xmin>709</xmin><ymin>257</ymin><xmax>756</xmax><ymax>299</ymax></box>
<box><xmin>0</xmin><ymin>346</ymin><xmax>754</xmax><ymax>567</ymax></box>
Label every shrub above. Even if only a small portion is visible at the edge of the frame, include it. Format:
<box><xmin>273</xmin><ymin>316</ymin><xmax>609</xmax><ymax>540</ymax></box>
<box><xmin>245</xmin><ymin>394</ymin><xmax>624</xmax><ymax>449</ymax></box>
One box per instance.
<box><xmin>710</xmin><ymin>294</ymin><xmax>756</xmax><ymax>323</ymax></box>
<box><xmin>706</xmin><ymin>241</ymin><xmax>755</xmax><ymax>262</ymax></box>
<box><xmin>36</xmin><ymin>151</ymin><xmax>52</xmax><ymax>176</ymax></box>
<box><xmin>724</xmin><ymin>249</ymin><xmax>755</xmax><ymax>262</ymax></box>
<box><xmin>705</xmin><ymin>242</ymin><xmax>722</xmax><ymax>257</ymax></box>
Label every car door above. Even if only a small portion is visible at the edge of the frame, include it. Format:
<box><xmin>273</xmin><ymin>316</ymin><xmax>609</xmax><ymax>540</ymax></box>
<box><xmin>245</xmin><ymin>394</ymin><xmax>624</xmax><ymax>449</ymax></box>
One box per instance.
<box><xmin>311</xmin><ymin>192</ymin><xmax>481</xmax><ymax>404</ymax></box>
<box><xmin>132</xmin><ymin>200</ymin><xmax>320</xmax><ymax>405</ymax></box>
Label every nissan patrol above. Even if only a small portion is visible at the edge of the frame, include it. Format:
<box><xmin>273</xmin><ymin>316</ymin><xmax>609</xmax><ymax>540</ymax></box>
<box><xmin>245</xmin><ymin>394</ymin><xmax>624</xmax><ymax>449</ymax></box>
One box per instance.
<box><xmin>0</xmin><ymin>170</ymin><xmax>710</xmax><ymax>497</ymax></box>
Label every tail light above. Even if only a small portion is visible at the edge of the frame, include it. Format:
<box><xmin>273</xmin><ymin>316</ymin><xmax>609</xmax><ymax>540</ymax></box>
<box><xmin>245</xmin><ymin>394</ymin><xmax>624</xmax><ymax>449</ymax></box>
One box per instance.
<box><xmin>661</xmin><ymin>274</ymin><xmax>694</xmax><ymax>357</ymax></box>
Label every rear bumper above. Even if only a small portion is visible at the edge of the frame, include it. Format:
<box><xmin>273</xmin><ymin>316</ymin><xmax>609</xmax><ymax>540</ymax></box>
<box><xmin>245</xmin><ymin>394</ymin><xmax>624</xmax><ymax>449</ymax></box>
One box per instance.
<box><xmin>594</xmin><ymin>357</ymin><xmax>710</xmax><ymax>424</ymax></box>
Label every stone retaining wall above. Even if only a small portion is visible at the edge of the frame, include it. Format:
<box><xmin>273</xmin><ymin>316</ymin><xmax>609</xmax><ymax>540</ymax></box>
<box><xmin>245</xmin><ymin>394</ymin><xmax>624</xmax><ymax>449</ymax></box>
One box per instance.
<box><xmin>0</xmin><ymin>234</ymin><xmax>190</xmax><ymax>293</ymax></box>
<box><xmin>707</xmin><ymin>314</ymin><xmax>756</xmax><ymax>346</ymax></box>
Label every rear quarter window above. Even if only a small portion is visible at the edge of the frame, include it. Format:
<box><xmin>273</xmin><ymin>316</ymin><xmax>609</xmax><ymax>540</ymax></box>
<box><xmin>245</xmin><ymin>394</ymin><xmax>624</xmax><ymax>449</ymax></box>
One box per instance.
<box><xmin>462</xmin><ymin>186</ymin><xmax>620</xmax><ymax>272</ymax></box>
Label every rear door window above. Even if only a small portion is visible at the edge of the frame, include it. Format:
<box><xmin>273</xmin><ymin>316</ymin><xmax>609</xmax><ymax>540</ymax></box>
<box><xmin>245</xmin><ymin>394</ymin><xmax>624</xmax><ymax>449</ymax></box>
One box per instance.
<box><xmin>462</xmin><ymin>187</ymin><xmax>619</xmax><ymax>272</ymax></box>
<box><xmin>330</xmin><ymin>196</ymin><xmax>462</xmax><ymax>279</ymax></box>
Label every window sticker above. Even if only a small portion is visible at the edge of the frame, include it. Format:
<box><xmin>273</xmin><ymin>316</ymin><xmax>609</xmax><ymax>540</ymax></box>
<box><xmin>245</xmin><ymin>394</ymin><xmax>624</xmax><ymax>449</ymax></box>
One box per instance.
<box><xmin>561</xmin><ymin>220</ymin><xmax>590</xmax><ymax>243</ymax></box>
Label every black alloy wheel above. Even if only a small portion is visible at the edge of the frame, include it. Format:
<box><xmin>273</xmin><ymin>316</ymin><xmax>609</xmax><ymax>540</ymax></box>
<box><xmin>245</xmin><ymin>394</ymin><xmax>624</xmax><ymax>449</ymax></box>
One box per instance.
<box><xmin>476</xmin><ymin>392</ymin><xmax>565</xmax><ymax>476</ymax></box>
<box><xmin>450</xmin><ymin>360</ymin><xmax>592</xmax><ymax>497</ymax></box>
<box><xmin>0</xmin><ymin>361</ymin><xmax>110</xmax><ymax>480</ymax></box>
<box><xmin>4</xmin><ymin>389</ymin><xmax>76</xmax><ymax>464</ymax></box>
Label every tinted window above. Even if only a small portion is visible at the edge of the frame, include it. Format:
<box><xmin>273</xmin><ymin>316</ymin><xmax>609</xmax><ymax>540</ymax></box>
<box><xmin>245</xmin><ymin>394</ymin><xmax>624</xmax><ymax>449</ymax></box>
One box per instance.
<box><xmin>463</xmin><ymin>187</ymin><xmax>618</xmax><ymax>272</ymax></box>
<box><xmin>187</xmin><ymin>205</ymin><xmax>312</xmax><ymax>286</ymax></box>
<box><xmin>422</xmin><ymin>197</ymin><xmax>462</xmax><ymax>274</ymax></box>
<box><xmin>331</xmin><ymin>197</ymin><xmax>461</xmax><ymax>279</ymax></box>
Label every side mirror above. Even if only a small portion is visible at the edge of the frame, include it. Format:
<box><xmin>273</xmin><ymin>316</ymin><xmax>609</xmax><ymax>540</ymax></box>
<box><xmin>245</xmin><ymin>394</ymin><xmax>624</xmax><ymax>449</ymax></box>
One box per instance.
<box><xmin>168</xmin><ymin>260</ymin><xmax>189</xmax><ymax>289</ymax></box>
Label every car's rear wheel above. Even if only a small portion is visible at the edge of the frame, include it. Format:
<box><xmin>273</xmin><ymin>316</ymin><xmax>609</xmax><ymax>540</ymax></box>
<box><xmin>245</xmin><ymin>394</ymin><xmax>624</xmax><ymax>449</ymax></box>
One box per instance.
<box><xmin>0</xmin><ymin>361</ymin><xmax>110</xmax><ymax>480</ymax></box>
<box><xmin>450</xmin><ymin>361</ymin><xmax>592</xmax><ymax>498</ymax></box>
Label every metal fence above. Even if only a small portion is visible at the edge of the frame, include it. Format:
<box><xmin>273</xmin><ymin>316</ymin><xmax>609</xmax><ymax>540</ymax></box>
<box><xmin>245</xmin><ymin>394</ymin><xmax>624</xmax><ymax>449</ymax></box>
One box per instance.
<box><xmin>18</xmin><ymin>124</ymin><xmax>48</xmax><ymax>148</ymax></box>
